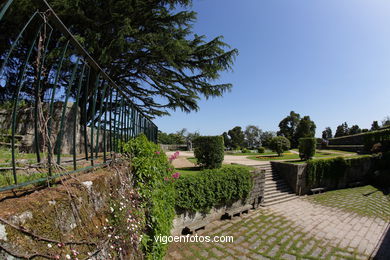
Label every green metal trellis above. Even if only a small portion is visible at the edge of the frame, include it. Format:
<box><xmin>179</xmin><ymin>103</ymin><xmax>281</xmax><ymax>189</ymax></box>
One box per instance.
<box><xmin>0</xmin><ymin>0</ymin><xmax>158</xmax><ymax>192</ymax></box>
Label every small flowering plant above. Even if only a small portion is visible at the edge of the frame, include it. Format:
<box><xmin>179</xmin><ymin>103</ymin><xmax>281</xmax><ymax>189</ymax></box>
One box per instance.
<box><xmin>168</xmin><ymin>151</ymin><xmax>179</xmax><ymax>162</ymax></box>
<box><xmin>106</xmin><ymin>185</ymin><xmax>146</xmax><ymax>258</ymax></box>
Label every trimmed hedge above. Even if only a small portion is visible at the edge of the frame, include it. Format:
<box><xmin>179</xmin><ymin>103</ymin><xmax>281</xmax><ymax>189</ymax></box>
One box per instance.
<box><xmin>363</xmin><ymin>128</ymin><xmax>390</xmax><ymax>152</ymax></box>
<box><xmin>257</xmin><ymin>147</ymin><xmax>265</xmax><ymax>153</ymax></box>
<box><xmin>193</xmin><ymin>136</ymin><xmax>224</xmax><ymax>169</ymax></box>
<box><xmin>306</xmin><ymin>156</ymin><xmax>372</xmax><ymax>187</ymax></box>
<box><xmin>299</xmin><ymin>137</ymin><xmax>316</xmax><ymax>160</ymax></box>
<box><xmin>174</xmin><ymin>165</ymin><xmax>253</xmax><ymax>213</ymax></box>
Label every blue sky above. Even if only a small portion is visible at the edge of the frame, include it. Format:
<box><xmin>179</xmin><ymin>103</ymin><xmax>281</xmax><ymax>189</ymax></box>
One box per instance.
<box><xmin>154</xmin><ymin>0</ymin><xmax>390</xmax><ymax>137</ymax></box>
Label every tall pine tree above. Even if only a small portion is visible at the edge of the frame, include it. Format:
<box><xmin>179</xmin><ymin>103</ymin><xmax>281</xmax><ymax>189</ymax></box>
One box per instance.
<box><xmin>0</xmin><ymin>0</ymin><xmax>238</xmax><ymax>118</ymax></box>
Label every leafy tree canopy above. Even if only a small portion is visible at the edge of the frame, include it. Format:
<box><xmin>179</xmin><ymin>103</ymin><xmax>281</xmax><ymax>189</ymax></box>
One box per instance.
<box><xmin>227</xmin><ymin>126</ymin><xmax>245</xmax><ymax>149</ymax></box>
<box><xmin>294</xmin><ymin>115</ymin><xmax>316</xmax><ymax>140</ymax></box>
<box><xmin>349</xmin><ymin>125</ymin><xmax>362</xmax><ymax>135</ymax></box>
<box><xmin>371</xmin><ymin>121</ymin><xmax>380</xmax><ymax>131</ymax></box>
<box><xmin>244</xmin><ymin>125</ymin><xmax>262</xmax><ymax>148</ymax></box>
<box><xmin>277</xmin><ymin>111</ymin><xmax>301</xmax><ymax>147</ymax></box>
<box><xmin>334</xmin><ymin>122</ymin><xmax>349</xmax><ymax>138</ymax></box>
<box><xmin>0</xmin><ymin>0</ymin><xmax>238</xmax><ymax>118</ymax></box>
<box><xmin>322</xmin><ymin>127</ymin><xmax>332</xmax><ymax>140</ymax></box>
<box><xmin>269</xmin><ymin>136</ymin><xmax>290</xmax><ymax>156</ymax></box>
<box><xmin>260</xmin><ymin>131</ymin><xmax>276</xmax><ymax>147</ymax></box>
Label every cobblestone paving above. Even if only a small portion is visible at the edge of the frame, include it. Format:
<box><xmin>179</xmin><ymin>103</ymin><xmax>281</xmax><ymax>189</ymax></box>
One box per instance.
<box><xmin>306</xmin><ymin>185</ymin><xmax>390</xmax><ymax>221</ymax></box>
<box><xmin>166</xmin><ymin>187</ymin><xmax>390</xmax><ymax>260</ymax></box>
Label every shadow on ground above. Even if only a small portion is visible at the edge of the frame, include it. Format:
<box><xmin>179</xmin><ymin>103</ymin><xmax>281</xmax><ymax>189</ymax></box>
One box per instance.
<box><xmin>373</xmin><ymin>223</ymin><xmax>390</xmax><ymax>259</ymax></box>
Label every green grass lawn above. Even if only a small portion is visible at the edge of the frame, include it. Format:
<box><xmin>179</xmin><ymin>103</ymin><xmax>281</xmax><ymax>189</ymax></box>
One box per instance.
<box><xmin>0</xmin><ymin>148</ymin><xmax>72</xmax><ymax>165</ymax></box>
<box><xmin>247</xmin><ymin>153</ymin><xmax>300</xmax><ymax>161</ymax></box>
<box><xmin>174</xmin><ymin>166</ymin><xmax>202</xmax><ymax>175</ymax></box>
<box><xmin>306</xmin><ymin>185</ymin><xmax>390</xmax><ymax>221</ymax></box>
<box><xmin>187</xmin><ymin>157</ymin><xmax>197</xmax><ymax>164</ymax></box>
<box><xmin>225</xmin><ymin>150</ymin><xmax>277</xmax><ymax>156</ymax></box>
<box><xmin>0</xmin><ymin>171</ymin><xmax>49</xmax><ymax>188</ymax></box>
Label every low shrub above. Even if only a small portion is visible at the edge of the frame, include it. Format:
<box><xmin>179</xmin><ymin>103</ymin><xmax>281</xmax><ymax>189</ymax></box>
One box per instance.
<box><xmin>298</xmin><ymin>137</ymin><xmax>316</xmax><ymax>160</ymax></box>
<box><xmin>122</xmin><ymin>135</ymin><xmax>176</xmax><ymax>259</ymax></box>
<box><xmin>241</xmin><ymin>148</ymin><xmax>250</xmax><ymax>153</ymax></box>
<box><xmin>174</xmin><ymin>165</ymin><xmax>253</xmax><ymax>213</ymax></box>
<box><xmin>193</xmin><ymin>136</ymin><xmax>224</xmax><ymax>169</ymax></box>
<box><xmin>269</xmin><ymin>136</ymin><xmax>290</xmax><ymax>156</ymax></box>
<box><xmin>257</xmin><ymin>147</ymin><xmax>265</xmax><ymax>153</ymax></box>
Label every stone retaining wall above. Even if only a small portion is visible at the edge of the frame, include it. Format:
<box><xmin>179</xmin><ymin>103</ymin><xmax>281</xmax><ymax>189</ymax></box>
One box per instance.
<box><xmin>0</xmin><ymin>102</ymin><xmax>105</xmax><ymax>154</ymax></box>
<box><xmin>0</xmin><ymin>165</ymin><xmax>141</xmax><ymax>259</ymax></box>
<box><xmin>272</xmin><ymin>158</ymin><xmax>373</xmax><ymax>195</ymax></box>
<box><xmin>171</xmin><ymin>167</ymin><xmax>265</xmax><ymax>235</ymax></box>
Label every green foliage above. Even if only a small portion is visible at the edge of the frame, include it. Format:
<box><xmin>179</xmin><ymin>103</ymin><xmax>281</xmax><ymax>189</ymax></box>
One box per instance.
<box><xmin>307</xmin><ymin>157</ymin><xmax>348</xmax><ymax>187</ymax></box>
<box><xmin>322</xmin><ymin>127</ymin><xmax>333</xmax><ymax>140</ymax></box>
<box><xmin>349</xmin><ymin>125</ymin><xmax>362</xmax><ymax>135</ymax></box>
<box><xmin>222</xmin><ymin>132</ymin><xmax>231</xmax><ymax>148</ymax></box>
<box><xmin>260</xmin><ymin>131</ymin><xmax>276</xmax><ymax>147</ymax></box>
<box><xmin>306</xmin><ymin>156</ymin><xmax>372</xmax><ymax>187</ymax></box>
<box><xmin>193</xmin><ymin>136</ymin><xmax>224</xmax><ymax>169</ymax></box>
<box><xmin>1</xmin><ymin>0</ymin><xmax>238</xmax><ymax>117</ymax></box>
<box><xmin>122</xmin><ymin>135</ymin><xmax>176</xmax><ymax>259</ymax></box>
<box><xmin>294</xmin><ymin>116</ymin><xmax>316</xmax><ymax>140</ymax></box>
<box><xmin>363</xmin><ymin>128</ymin><xmax>390</xmax><ymax>152</ymax></box>
<box><xmin>174</xmin><ymin>165</ymin><xmax>253</xmax><ymax>213</ymax></box>
<box><xmin>371</xmin><ymin>121</ymin><xmax>380</xmax><ymax>131</ymax></box>
<box><xmin>241</xmin><ymin>148</ymin><xmax>250</xmax><ymax>153</ymax></box>
<box><xmin>298</xmin><ymin>138</ymin><xmax>316</xmax><ymax>160</ymax></box>
<box><xmin>269</xmin><ymin>136</ymin><xmax>291</xmax><ymax>156</ymax></box>
<box><xmin>244</xmin><ymin>125</ymin><xmax>262</xmax><ymax>148</ymax></box>
<box><xmin>335</xmin><ymin>122</ymin><xmax>349</xmax><ymax>137</ymax></box>
<box><xmin>227</xmin><ymin>126</ymin><xmax>245</xmax><ymax>149</ymax></box>
<box><xmin>257</xmin><ymin>147</ymin><xmax>265</xmax><ymax>153</ymax></box>
<box><xmin>277</xmin><ymin>111</ymin><xmax>301</xmax><ymax>147</ymax></box>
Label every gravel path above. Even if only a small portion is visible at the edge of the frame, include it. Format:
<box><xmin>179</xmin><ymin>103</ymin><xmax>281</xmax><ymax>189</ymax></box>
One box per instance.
<box><xmin>166</xmin><ymin>151</ymin><xmax>270</xmax><ymax>167</ymax></box>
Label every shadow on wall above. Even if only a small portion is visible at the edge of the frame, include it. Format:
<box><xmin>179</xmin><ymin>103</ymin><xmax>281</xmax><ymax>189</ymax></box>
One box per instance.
<box><xmin>373</xmin><ymin>223</ymin><xmax>390</xmax><ymax>259</ymax></box>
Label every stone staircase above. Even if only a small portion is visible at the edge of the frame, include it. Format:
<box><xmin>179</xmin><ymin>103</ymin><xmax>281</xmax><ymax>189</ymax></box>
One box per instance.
<box><xmin>259</xmin><ymin>162</ymin><xmax>297</xmax><ymax>206</ymax></box>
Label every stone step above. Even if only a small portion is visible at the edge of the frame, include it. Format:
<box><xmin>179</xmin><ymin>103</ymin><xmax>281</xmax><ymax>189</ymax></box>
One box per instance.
<box><xmin>264</xmin><ymin>184</ymin><xmax>289</xmax><ymax>191</ymax></box>
<box><xmin>263</xmin><ymin>191</ymin><xmax>295</xmax><ymax>201</ymax></box>
<box><xmin>265</xmin><ymin>180</ymin><xmax>287</xmax><ymax>187</ymax></box>
<box><xmin>261</xmin><ymin>195</ymin><xmax>297</xmax><ymax>207</ymax></box>
<box><xmin>265</xmin><ymin>176</ymin><xmax>281</xmax><ymax>181</ymax></box>
<box><xmin>264</xmin><ymin>188</ymin><xmax>292</xmax><ymax>196</ymax></box>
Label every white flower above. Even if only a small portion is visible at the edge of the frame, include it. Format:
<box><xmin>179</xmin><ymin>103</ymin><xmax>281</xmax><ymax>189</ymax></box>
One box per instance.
<box><xmin>110</xmin><ymin>207</ymin><xmax>114</xmax><ymax>212</ymax></box>
<box><xmin>65</xmin><ymin>255</ymin><xmax>71</xmax><ymax>260</ymax></box>
<box><xmin>47</xmin><ymin>243</ymin><xmax>52</xmax><ymax>248</ymax></box>
<box><xmin>108</xmin><ymin>234</ymin><xmax>112</xmax><ymax>238</ymax></box>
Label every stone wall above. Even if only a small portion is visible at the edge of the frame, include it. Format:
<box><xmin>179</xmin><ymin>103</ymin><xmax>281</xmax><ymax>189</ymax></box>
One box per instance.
<box><xmin>272</xmin><ymin>158</ymin><xmax>373</xmax><ymax>195</ymax></box>
<box><xmin>0</xmin><ymin>164</ymin><xmax>142</xmax><ymax>259</ymax></box>
<box><xmin>329</xmin><ymin>134</ymin><xmax>365</xmax><ymax>145</ymax></box>
<box><xmin>271</xmin><ymin>162</ymin><xmax>306</xmax><ymax>194</ymax></box>
<box><xmin>0</xmin><ymin>102</ymin><xmax>105</xmax><ymax>155</ymax></box>
<box><xmin>171</xmin><ymin>167</ymin><xmax>265</xmax><ymax>235</ymax></box>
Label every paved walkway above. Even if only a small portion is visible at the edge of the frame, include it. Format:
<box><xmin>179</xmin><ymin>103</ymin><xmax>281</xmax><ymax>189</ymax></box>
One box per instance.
<box><xmin>270</xmin><ymin>199</ymin><xmax>388</xmax><ymax>255</ymax></box>
<box><xmin>166</xmin><ymin>151</ymin><xmax>270</xmax><ymax>166</ymax></box>
<box><xmin>166</xmin><ymin>197</ymin><xmax>390</xmax><ymax>260</ymax></box>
